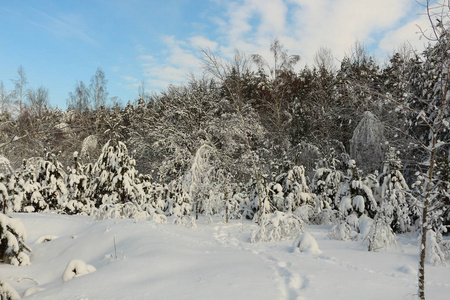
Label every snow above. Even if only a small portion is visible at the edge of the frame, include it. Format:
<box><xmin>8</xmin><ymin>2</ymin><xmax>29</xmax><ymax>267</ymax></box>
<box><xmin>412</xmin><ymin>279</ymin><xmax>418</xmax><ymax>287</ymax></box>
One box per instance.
<box><xmin>0</xmin><ymin>213</ymin><xmax>449</xmax><ymax>300</ymax></box>
<box><xmin>292</xmin><ymin>232</ymin><xmax>322</xmax><ymax>255</ymax></box>
<box><xmin>62</xmin><ymin>259</ymin><xmax>96</xmax><ymax>282</ymax></box>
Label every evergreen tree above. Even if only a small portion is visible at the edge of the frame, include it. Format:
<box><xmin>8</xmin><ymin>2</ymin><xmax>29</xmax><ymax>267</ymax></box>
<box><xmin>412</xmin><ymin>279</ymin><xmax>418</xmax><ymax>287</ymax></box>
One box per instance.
<box><xmin>36</xmin><ymin>153</ymin><xmax>67</xmax><ymax>210</ymax></box>
<box><xmin>62</xmin><ymin>152</ymin><xmax>92</xmax><ymax>215</ymax></box>
<box><xmin>0</xmin><ymin>214</ymin><xmax>31</xmax><ymax>266</ymax></box>
<box><xmin>377</xmin><ymin>147</ymin><xmax>413</xmax><ymax>233</ymax></box>
<box><xmin>89</xmin><ymin>140</ymin><xmax>141</xmax><ymax>210</ymax></box>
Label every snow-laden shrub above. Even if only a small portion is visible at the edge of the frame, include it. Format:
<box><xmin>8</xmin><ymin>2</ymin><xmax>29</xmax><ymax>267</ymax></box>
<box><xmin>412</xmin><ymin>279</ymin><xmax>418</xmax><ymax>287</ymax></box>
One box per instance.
<box><xmin>89</xmin><ymin>140</ymin><xmax>141</xmax><ymax>207</ymax></box>
<box><xmin>0</xmin><ymin>280</ymin><xmax>20</xmax><ymax>300</ymax></box>
<box><xmin>311</xmin><ymin>165</ymin><xmax>344</xmax><ymax>213</ymax></box>
<box><xmin>426</xmin><ymin>230</ymin><xmax>447</xmax><ymax>266</ymax></box>
<box><xmin>275</xmin><ymin>165</ymin><xmax>316</xmax><ymax>213</ymax></box>
<box><xmin>95</xmin><ymin>201</ymin><xmax>149</xmax><ymax>220</ymax></box>
<box><xmin>365</xmin><ymin>216</ymin><xmax>397</xmax><ymax>251</ymax></box>
<box><xmin>311</xmin><ymin>208</ymin><xmax>339</xmax><ymax>225</ymax></box>
<box><xmin>36</xmin><ymin>155</ymin><xmax>67</xmax><ymax>210</ymax></box>
<box><xmin>251</xmin><ymin>211</ymin><xmax>303</xmax><ymax>243</ymax></box>
<box><xmin>292</xmin><ymin>232</ymin><xmax>322</xmax><ymax>254</ymax></box>
<box><xmin>166</xmin><ymin>180</ymin><xmax>195</xmax><ymax>227</ymax></box>
<box><xmin>62</xmin><ymin>259</ymin><xmax>96</xmax><ymax>282</ymax></box>
<box><xmin>62</xmin><ymin>152</ymin><xmax>93</xmax><ymax>215</ymax></box>
<box><xmin>377</xmin><ymin>147</ymin><xmax>413</xmax><ymax>233</ymax></box>
<box><xmin>0</xmin><ymin>214</ymin><xmax>31</xmax><ymax>266</ymax></box>
<box><xmin>328</xmin><ymin>221</ymin><xmax>358</xmax><ymax>241</ymax></box>
<box><xmin>293</xmin><ymin>204</ymin><xmax>315</xmax><ymax>223</ymax></box>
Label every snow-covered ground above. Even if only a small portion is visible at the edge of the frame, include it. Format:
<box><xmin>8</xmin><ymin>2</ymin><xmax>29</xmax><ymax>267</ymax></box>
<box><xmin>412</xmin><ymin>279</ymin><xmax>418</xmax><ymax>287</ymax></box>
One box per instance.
<box><xmin>1</xmin><ymin>213</ymin><xmax>449</xmax><ymax>300</ymax></box>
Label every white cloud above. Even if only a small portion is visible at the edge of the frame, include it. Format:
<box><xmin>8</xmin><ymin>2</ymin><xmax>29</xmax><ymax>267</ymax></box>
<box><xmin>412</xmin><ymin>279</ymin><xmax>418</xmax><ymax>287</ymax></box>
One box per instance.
<box><xmin>378</xmin><ymin>13</ymin><xmax>431</xmax><ymax>56</ymax></box>
<box><xmin>29</xmin><ymin>8</ymin><xmax>99</xmax><ymax>47</ymax></box>
<box><xmin>123</xmin><ymin>76</ymin><xmax>139</xmax><ymax>83</ymax></box>
<box><xmin>189</xmin><ymin>36</ymin><xmax>218</xmax><ymax>51</ymax></box>
<box><xmin>137</xmin><ymin>36</ymin><xmax>205</xmax><ymax>90</ymax></box>
<box><xmin>136</xmin><ymin>0</ymin><xmax>434</xmax><ymax>90</ymax></box>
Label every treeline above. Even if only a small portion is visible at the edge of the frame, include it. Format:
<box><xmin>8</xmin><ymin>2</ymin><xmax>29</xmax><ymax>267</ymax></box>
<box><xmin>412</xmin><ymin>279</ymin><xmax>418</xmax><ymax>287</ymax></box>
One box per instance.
<box><xmin>1</xmin><ymin>30</ymin><xmax>450</xmax><ymax>241</ymax></box>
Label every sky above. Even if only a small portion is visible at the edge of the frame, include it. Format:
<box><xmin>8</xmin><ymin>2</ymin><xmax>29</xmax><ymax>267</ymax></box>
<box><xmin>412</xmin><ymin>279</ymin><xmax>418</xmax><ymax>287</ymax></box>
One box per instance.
<box><xmin>0</xmin><ymin>0</ymin><xmax>434</xmax><ymax>109</ymax></box>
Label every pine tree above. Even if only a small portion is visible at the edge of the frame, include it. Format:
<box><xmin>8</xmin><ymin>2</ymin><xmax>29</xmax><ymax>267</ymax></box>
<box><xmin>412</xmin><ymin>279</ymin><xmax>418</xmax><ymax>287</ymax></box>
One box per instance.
<box><xmin>0</xmin><ymin>214</ymin><xmax>31</xmax><ymax>266</ymax></box>
<box><xmin>377</xmin><ymin>147</ymin><xmax>413</xmax><ymax>233</ymax></box>
<box><xmin>62</xmin><ymin>152</ymin><xmax>92</xmax><ymax>215</ymax></box>
<box><xmin>332</xmin><ymin>159</ymin><xmax>378</xmax><ymax>238</ymax></box>
<box><xmin>90</xmin><ymin>140</ymin><xmax>142</xmax><ymax>218</ymax></box>
<box><xmin>11</xmin><ymin>160</ymin><xmax>46</xmax><ymax>212</ymax></box>
<box><xmin>275</xmin><ymin>165</ymin><xmax>316</xmax><ymax>216</ymax></box>
<box><xmin>36</xmin><ymin>153</ymin><xmax>67</xmax><ymax>210</ymax></box>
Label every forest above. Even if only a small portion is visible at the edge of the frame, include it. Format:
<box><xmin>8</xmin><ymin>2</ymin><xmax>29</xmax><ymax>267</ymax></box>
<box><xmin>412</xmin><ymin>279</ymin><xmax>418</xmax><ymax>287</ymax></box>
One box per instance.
<box><xmin>1</xmin><ymin>7</ymin><xmax>450</xmax><ymax>300</ymax></box>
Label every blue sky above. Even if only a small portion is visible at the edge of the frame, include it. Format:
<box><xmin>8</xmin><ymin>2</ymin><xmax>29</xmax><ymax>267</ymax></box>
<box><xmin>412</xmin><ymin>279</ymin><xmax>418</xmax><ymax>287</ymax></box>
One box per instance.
<box><xmin>0</xmin><ymin>0</ymin><xmax>432</xmax><ymax>109</ymax></box>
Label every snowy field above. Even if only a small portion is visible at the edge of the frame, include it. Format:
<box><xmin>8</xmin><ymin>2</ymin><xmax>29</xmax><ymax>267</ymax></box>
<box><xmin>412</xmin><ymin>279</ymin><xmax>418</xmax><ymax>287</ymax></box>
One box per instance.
<box><xmin>1</xmin><ymin>213</ymin><xmax>450</xmax><ymax>300</ymax></box>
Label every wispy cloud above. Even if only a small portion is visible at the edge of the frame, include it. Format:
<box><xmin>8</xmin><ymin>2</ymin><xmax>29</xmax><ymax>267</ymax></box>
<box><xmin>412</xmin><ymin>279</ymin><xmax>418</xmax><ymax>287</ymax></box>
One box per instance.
<box><xmin>28</xmin><ymin>7</ymin><xmax>99</xmax><ymax>47</ymax></box>
<box><xmin>136</xmin><ymin>0</ymin><xmax>432</xmax><ymax>90</ymax></box>
<box><xmin>138</xmin><ymin>36</ymin><xmax>205</xmax><ymax>90</ymax></box>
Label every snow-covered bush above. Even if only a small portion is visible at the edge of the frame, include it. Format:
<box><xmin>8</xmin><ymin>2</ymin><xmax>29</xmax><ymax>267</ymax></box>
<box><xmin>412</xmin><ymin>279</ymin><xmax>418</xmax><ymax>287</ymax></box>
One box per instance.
<box><xmin>292</xmin><ymin>232</ymin><xmax>322</xmax><ymax>254</ymax></box>
<box><xmin>62</xmin><ymin>152</ymin><xmax>93</xmax><ymax>215</ymax></box>
<box><xmin>332</xmin><ymin>160</ymin><xmax>378</xmax><ymax>238</ymax></box>
<box><xmin>8</xmin><ymin>160</ymin><xmax>46</xmax><ymax>212</ymax></box>
<box><xmin>167</xmin><ymin>180</ymin><xmax>195</xmax><ymax>228</ymax></box>
<box><xmin>275</xmin><ymin>165</ymin><xmax>316</xmax><ymax>213</ymax></box>
<box><xmin>377</xmin><ymin>147</ymin><xmax>412</xmax><ymax>233</ymax></box>
<box><xmin>335</xmin><ymin>160</ymin><xmax>378</xmax><ymax>219</ymax></box>
<box><xmin>366</xmin><ymin>215</ymin><xmax>397</xmax><ymax>251</ymax></box>
<box><xmin>0</xmin><ymin>214</ymin><xmax>31</xmax><ymax>266</ymax></box>
<box><xmin>62</xmin><ymin>259</ymin><xmax>96</xmax><ymax>282</ymax></box>
<box><xmin>89</xmin><ymin>140</ymin><xmax>141</xmax><ymax>208</ymax></box>
<box><xmin>0</xmin><ymin>280</ymin><xmax>20</xmax><ymax>300</ymax></box>
<box><xmin>328</xmin><ymin>221</ymin><xmax>358</xmax><ymax>241</ymax></box>
<box><xmin>95</xmin><ymin>202</ymin><xmax>148</xmax><ymax>221</ymax></box>
<box><xmin>36</xmin><ymin>153</ymin><xmax>67</xmax><ymax>210</ymax></box>
<box><xmin>251</xmin><ymin>211</ymin><xmax>303</xmax><ymax>243</ymax></box>
<box><xmin>0</xmin><ymin>181</ymin><xmax>8</xmax><ymax>214</ymax></box>
<box><xmin>425</xmin><ymin>230</ymin><xmax>447</xmax><ymax>266</ymax></box>
<box><xmin>311</xmin><ymin>163</ymin><xmax>344</xmax><ymax>215</ymax></box>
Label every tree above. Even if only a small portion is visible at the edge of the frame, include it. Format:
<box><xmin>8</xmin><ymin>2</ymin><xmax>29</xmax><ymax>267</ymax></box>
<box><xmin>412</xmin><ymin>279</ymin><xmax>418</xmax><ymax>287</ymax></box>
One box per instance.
<box><xmin>90</xmin><ymin>67</ymin><xmax>109</xmax><ymax>111</ymax></box>
<box><xmin>67</xmin><ymin>81</ymin><xmax>91</xmax><ymax>113</ymax></box>
<box><xmin>36</xmin><ymin>153</ymin><xmax>67</xmax><ymax>210</ymax></box>
<box><xmin>62</xmin><ymin>152</ymin><xmax>92</xmax><ymax>215</ymax></box>
<box><xmin>0</xmin><ymin>81</ymin><xmax>12</xmax><ymax>115</ymax></box>
<box><xmin>27</xmin><ymin>86</ymin><xmax>50</xmax><ymax>118</ymax></box>
<box><xmin>396</xmin><ymin>2</ymin><xmax>450</xmax><ymax>297</ymax></box>
<box><xmin>377</xmin><ymin>147</ymin><xmax>413</xmax><ymax>233</ymax></box>
<box><xmin>0</xmin><ymin>214</ymin><xmax>31</xmax><ymax>266</ymax></box>
<box><xmin>89</xmin><ymin>140</ymin><xmax>140</xmax><ymax>209</ymax></box>
<box><xmin>11</xmin><ymin>65</ymin><xmax>27</xmax><ymax>115</ymax></box>
<box><xmin>202</xmin><ymin>49</ymin><xmax>267</xmax><ymax>224</ymax></box>
<box><xmin>350</xmin><ymin>111</ymin><xmax>386</xmax><ymax>174</ymax></box>
<box><xmin>251</xmin><ymin>39</ymin><xmax>301</xmax><ymax>158</ymax></box>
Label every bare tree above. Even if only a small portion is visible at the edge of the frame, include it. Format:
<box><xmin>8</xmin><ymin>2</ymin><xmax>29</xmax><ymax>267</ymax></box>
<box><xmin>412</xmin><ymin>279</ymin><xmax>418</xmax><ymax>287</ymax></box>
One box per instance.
<box><xmin>90</xmin><ymin>67</ymin><xmax>108</xmax><ymax>111</ymax></box>
<box><xmin>27</xmin><ymin>86</ymin><xmax>49</xmax><ymax>118</ymax></box>
<box><xmin>313</xmin><ymin>46</ymin><xmax>336</xmax><ymax>73</ymax></box>
<box><xmin>67</xmin><ymin>81</ymin><xmax>91</xmax><ymax>113</ymax></box>
<box><xmin>0</xmin><ymin>81</ymin><xmax>11</xmax><ymax>114</ymax></box>
<box><xmin>11</xmin><ymin>65</ymin><xmax>28</xmax><ymax>115</ymax></box>
<box><xmin>414</xmin><ymin>2</ymin><xmax>450</xmax><ymax>298</ymax></box>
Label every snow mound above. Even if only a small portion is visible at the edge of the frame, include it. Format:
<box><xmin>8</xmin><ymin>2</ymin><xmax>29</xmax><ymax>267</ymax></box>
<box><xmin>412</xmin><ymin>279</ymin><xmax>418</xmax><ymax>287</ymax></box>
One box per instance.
<box><xmin>0</xmin><ymin>280</ymin><xmax>20</xmax><ymax>300</ymax></box>
<box><xmin>62</xmin><ymin>259</ymin><xmax>97</xmax><ymax>282</ymax></box>
<box><xmin>293</xmin><ymin>232</ymin><xmax>322</xmax><ymax>254</ymax></box>
<box><xmin>35</xmin><ymin>235</ymin><xmax>58</xmax><ymax>243</ymax></box>
<box><xmin>251</xmin><ymin>212</ymin><xmax>303</xmax><ymax>243</ymax></box>
<box><xmin>397</xmin><ymin>265</ymin><xmax>417</xmax><ymax>275</ymax></box>
<box><xmin>24</xmin><ymin>286</ymin><xmax>45</xmax><ymax>297</ymax></box>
